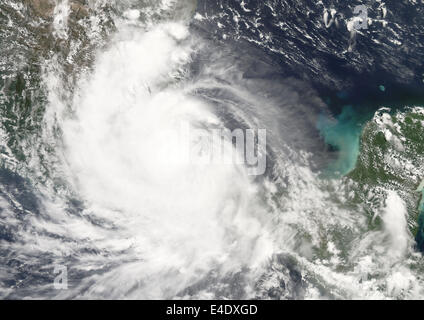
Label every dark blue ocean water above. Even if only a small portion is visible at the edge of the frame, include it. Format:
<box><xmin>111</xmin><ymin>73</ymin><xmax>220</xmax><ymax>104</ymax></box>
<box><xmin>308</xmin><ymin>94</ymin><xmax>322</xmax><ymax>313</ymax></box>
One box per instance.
<box><xmin>195</xmin><ymin>0</ymin><xmax>424</xmax><ymax>175</ymax></box>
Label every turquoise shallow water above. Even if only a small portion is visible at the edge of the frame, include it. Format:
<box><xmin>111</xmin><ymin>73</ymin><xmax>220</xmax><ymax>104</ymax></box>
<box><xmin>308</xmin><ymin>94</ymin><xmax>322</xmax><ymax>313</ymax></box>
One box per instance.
<box><xmin>317</xmin><ymin>83</ymin><xmax>424</xmax><ymax>177</ymax></box>
<box><xmin>317</xmin><ymin>105</ymin><xmax>367</xmax><ymax>176</ymax></box>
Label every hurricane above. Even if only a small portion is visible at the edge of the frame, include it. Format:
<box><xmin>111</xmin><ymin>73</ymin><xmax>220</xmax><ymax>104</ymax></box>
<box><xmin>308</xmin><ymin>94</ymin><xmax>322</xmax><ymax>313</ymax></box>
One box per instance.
<box><xmin>1</xmin><ymin>0</ymin><xmax>424</xmax><ymax>300</ymax></box>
